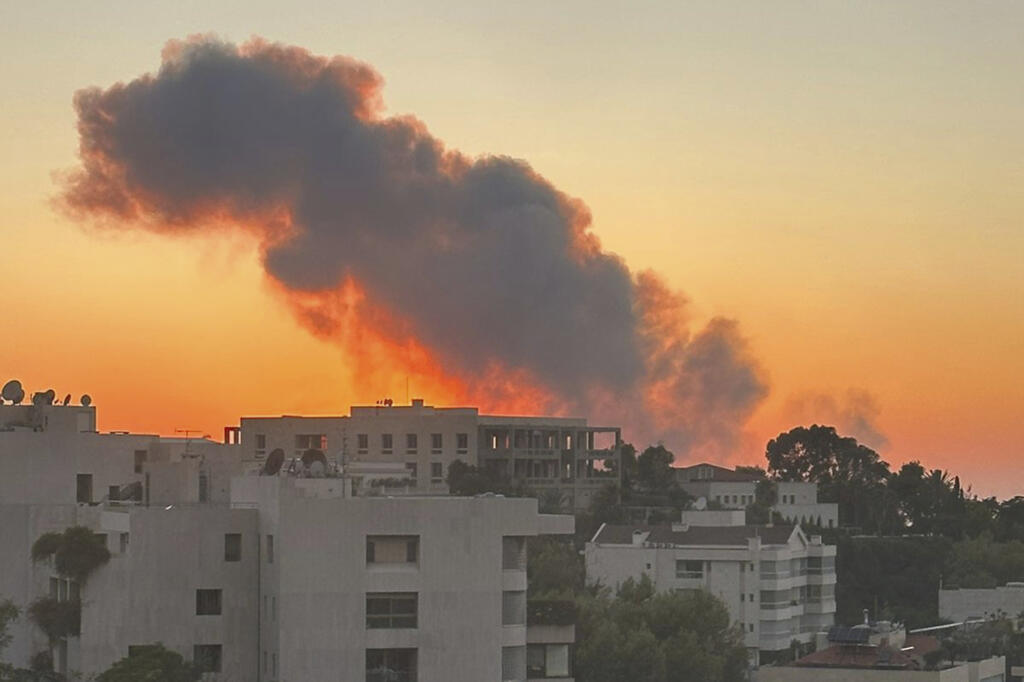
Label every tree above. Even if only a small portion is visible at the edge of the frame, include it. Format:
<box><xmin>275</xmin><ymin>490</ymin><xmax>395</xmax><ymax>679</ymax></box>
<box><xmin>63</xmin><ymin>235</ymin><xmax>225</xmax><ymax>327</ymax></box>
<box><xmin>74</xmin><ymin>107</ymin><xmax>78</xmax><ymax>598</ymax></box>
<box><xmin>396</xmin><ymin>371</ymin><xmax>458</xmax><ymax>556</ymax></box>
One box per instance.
<box><xmin>575</xmin><ymin>576</ymin><xmax>747</xmax><ymax>682</ymax></box>
<box><xmin>445</xmin><ymin>460</ymin><xmax>513</xmax><ymax>496</ymax></box>
<box><xmin>528</xmin><ymin>536</ymin><xmax>583</xmax><ymax>596</ymax></box>
<box><xmin>636</xmin><ymin>445</ymin><xmax>675</xmax><ymax>492</ymax></box>
<box><xmin>766</xmin><ymin>425</ymin><xmax>893</xmax><ymax>530</ymax></box>
<box><xmin>95</xmin><ymin>645</ymin><xmax>199</xmax><ymax>682</ymax></box>
<box><xmin>0</xmin><ymin>600</ymin><xmax>17</xmax><ymax>680</ymax></box>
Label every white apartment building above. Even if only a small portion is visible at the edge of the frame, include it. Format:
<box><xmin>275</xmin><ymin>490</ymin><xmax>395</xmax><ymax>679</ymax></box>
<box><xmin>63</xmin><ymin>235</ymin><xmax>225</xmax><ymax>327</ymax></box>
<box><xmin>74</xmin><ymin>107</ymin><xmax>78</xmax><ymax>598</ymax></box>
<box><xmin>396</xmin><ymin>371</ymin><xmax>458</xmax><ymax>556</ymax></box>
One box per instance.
<box><xmin>675</xmin><ymin>463</ymin><xmax>840</xmax><ymax>528</ymax></box>
<box><xmin>939</xmin><ymin>582</ymin><xmax>1024</xmax><ymax>624</ymax></box>
<box><xmin>236</xmin><ymin>399</ymin><xmax>621</xmax><ymax>511</ymax></box>
<box><xmin>1</xmin><ymin>397</ymin><xmax>576</xmax><ymax>681</ymax></box>
<box><xmin>585</xmin><ymin>510</ymin><xmax>837</xmax><ymax>665</ymax></box>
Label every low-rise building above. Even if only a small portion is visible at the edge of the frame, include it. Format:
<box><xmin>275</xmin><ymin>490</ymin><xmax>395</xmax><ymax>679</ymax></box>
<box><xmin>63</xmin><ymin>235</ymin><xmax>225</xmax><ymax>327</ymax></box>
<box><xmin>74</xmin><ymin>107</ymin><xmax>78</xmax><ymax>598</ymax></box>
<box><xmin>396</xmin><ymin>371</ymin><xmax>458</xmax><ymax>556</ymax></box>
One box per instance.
<box><xmin>238</xmin><ymin>399</ymin><xmax>621</xmax><ymax>511</ymax></box>
<box><xmin>939</xmin><ymin>583</ymin><xmax>1024</xmax><ymax>624</ymax></box>
<box><xmin>675</xmin><ymin>463</ymin><xmax>840</xmax><ymax>528</ymax></box>
<box><xmin>756</xmin><ymin>621</ymin><xmax>1006</xmax><ymax>682</ymax></box>
<box><xmin>585</xmin><ymin>509</ymin><xmax>837</xmax><ymax>665</ymax></box>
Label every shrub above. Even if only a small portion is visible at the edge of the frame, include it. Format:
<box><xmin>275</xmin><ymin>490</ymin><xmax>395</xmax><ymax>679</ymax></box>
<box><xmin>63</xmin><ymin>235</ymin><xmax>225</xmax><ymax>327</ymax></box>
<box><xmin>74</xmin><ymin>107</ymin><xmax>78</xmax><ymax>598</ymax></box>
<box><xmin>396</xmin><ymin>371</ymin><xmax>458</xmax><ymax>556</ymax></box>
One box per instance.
<box><xmin>28</xmin><ymin>598</ymin><xmax>80</xmax><ymax>640</ymax></box>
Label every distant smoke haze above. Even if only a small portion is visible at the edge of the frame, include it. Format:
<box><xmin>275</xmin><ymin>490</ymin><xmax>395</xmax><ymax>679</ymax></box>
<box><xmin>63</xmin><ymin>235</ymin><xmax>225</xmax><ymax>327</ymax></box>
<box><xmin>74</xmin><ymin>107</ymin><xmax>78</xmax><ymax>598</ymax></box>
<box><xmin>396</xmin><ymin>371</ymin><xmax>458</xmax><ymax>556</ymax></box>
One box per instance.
<box><xmin>783</xmin><ymin>388</ymin><xmax>889</xmax><ymax>449</ymax></box>
<box><xmin>60</xmin><ymin>36</ymin><xmax>768</xmax><ymax>457</ymax></box>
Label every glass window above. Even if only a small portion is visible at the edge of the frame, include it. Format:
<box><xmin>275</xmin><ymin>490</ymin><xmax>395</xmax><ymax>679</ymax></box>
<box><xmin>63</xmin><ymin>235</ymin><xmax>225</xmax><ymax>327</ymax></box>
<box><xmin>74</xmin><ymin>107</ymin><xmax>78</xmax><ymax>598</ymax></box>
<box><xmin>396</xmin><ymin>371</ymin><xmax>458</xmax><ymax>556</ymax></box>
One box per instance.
<box><xmin>224</xmin><ymin>533</ymin><xmax>241</xmax><ymax>562</ymax></box>
<box><xmin>255</xmin><ymin>434</ymin><xmax>266</xmax><ymax>450</ymax></box>
<box><xmin>357</xmin><ymin>434</ymin><xmax>368</xmax><ymax>452</ymax></box>
<box><xmin>366</xmin><ymin>593</ymin><xmax>417</xmax><ymax>629</ymax></box>
<box><xmin>431</xmin><ymin>433</ymin><xmax>442</xmax><ymax>452</ymax></box>
<box><xmin>406</xmin><ymin>462</ymin><xmax>417</xmax><ymax>480</ymax></box>
<box><xmin>381</xmin><ymin>434</ymin><xmax>393</xmax><ymax>453</ymax></box>
<box><xmin>196</xmin><ymin>589</ymin><xmax>222</xmax><ymax>616</ymax></box>
<box><xmin>675</xmin><ymin>559</ymin><xmax>703</xmax><ymax>579</ymax></box>
<box><xmin>456</xmin><ymin>433</ymin><xmax>468</xmax><ymax>452</ymax></box>
<box><xmin>502</xmin><ymin>591</ymin><xmax>526</xmax><ymax>626</ymax></box>
<box><xmin>406</xmin><ymin>433</ymin><xmax>418</xmax><ymax>452</ymax></box>
<box><xmin>134</xmin><ymin>450</ymin><xmax>147</xmax><ymax>474</ymax></box>
<box><xmin>366</xmin><ymin>649</ymin><xmax>416</xmax><ymax>682</ymax></box>
<box><xmin>430</xmin><ymin>462</ymin><xmax>443</xmax><ymax>482</ymax></box>
<box><xmin>367</xmin><ymin>536</ymin><xmax>419</xmax><ymax>565</ymax></box>
<box><xmin>502</xmin><ymin>537</ymin><xmax>526</xmax><ymax>570</ymax></box>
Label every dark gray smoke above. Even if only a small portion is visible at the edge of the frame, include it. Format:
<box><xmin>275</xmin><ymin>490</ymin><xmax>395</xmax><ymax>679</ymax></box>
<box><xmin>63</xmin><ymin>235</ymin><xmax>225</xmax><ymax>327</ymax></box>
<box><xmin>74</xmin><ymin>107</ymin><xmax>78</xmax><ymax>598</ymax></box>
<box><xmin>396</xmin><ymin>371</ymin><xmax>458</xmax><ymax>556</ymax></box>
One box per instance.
<box><xmin>61</xmin><ymin>37</ymin><xmax>768</xmax><ymax>455</ymax></box>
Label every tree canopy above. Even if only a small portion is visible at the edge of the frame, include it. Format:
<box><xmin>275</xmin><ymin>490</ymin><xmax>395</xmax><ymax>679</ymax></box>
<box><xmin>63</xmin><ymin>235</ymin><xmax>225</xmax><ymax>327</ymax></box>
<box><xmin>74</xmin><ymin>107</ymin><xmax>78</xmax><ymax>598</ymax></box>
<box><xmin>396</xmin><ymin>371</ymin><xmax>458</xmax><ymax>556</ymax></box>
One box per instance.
<box><xmin>95</xmin><ymin>645</ymin><xmax>199</xmax><ymax>682</ymax></box>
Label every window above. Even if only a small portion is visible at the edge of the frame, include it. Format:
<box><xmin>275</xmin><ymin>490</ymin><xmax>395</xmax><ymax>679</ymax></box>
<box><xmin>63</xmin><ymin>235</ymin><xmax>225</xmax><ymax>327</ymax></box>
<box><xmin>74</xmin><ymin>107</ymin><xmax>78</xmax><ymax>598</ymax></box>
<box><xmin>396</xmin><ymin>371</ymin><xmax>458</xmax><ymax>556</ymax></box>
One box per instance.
<box><xmin>430</xmin><ymin>462</ymin><xmax>443</xmax><ymax>483</ymax></box>
<box><xmin>502</xmin><ymin>537</ymin><xmax>526</xmax><ymax>571</ymax></box>
<box><xmin>381</xmin><ymin>434</ymin><xmax>393</xmax><ymax>454</ymax></box>
<box><xmin>406</xmin><ymin>433</ymin><xmax>418</xmax><ymax>453</ymax></box>
<box><xmin>366</xmin><ymin>593</ymin><xmax>417</xmax><ymax>628</ymax></box>
<box><xmin>198</xmin><ymin>471</ymin><xmax>209</xmax><ymax>503</ymax></box>
<box><xmin>266</xmin><ymin>535</ymin><xmax>274</xmax><ymax>564</ymax></box>
<box><xmin>405</xmin><ymin>462</ymin><xmax>417</xmax><ymax>481</ymax></box>
<box><xmin>108</xmin><ymin>485</ymin><xmax>119</xmax><ymax>501</ymax></box>
<box><xmin>196</xmin><ymin>589</ymin><xmax>222</xmax><ymax>616</ymax></box>
<box><xmin>748</xmin><ymin>623</ymin><xmax>755</xmax><ymax>632</ymax></box>
<box><xmin>134</xmin><ymin>450</ymin><xmax>147</xmax><ymax>474</ymax></box>
<box><xmin>76</xmin><ymin>474</ymin><xmax>93</xmax><ymax>504</ymax></box>
<box><xmin>366</xmin><ymin>649</ymin><xmax>416</xmax><ymax>682</ymax></box>
<box><xmin>527</xmin><ymin>644</ymin><xmax>571</xmax><ymax>679</ymax></box>
<box><xmin>224</xmin><ymin>533</ymin><xmax>241</xmax><ymax>562</ymax></box>
<box><xmin>367</xmin><ymin>536</ymin><xmax>419</xmax><ymax>565</ymax></box>
<box><xmin>502</xmin><ymin>590</ymin><xmax>526</xmax><ymax>626</ymax></box>
<box><xmin>357</xmin><ymin>433</ymin><xmax>368</xmax><ymax>453</ymax></box>
<box><xmin>675</xmin><ymin>559</ymin><xmax>703</xmax><ymax>580</ymax></box>
<box><xmin>119</xmin><ymin>532</ymin><xmax>129</xmax><ymax>553</ymax></box>
<box><xmin>255</xmin><ymin>434</ymin><xmax>266</xmax><ymax>450</ymax></box>
<box><xmin>430</xmin><ymin>433</ymin><xmax>442</xmax><ymax>453</ymax></box>
<box><xmin>193</xmin><ymin>645</ymin><xmax>222</xmax><ymax>673</ymax></box>
<box><xmin>740</xmin><ymin>593</ymin><xmax>745</xmax><ymax>602</ymax></box>
<box><xmin>296</xmin><ymin>434</ymin><xmax>327</xmax><ymax>450</ymax></box>
<box><xmin>502</xmin><ymin>646</ymin><xmax>526</xmax><ymax>682</ymax></box>
<box><xmin>456</xmin><ymin>433</ymin><xmax>468</xmax><ymax>453</ymax></box>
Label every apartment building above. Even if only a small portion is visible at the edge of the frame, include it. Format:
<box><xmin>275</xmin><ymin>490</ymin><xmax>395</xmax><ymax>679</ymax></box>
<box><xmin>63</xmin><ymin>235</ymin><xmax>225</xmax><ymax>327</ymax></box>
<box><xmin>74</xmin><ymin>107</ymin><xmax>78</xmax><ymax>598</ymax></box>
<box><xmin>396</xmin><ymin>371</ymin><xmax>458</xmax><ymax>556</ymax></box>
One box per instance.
<box><xmin>1</xmin><ymin>398</ymin><xmax>576</xmax><ymax>681</ymax></box>
<box><xmin>675</xmin><ymin>463</ymin><xmax>840</xmax><ymax>528</ymax></box>
<box><xmin>585</xmin><ymin>510</ymin><xmax>837</xmax><ymax>665</ymax></box>
<box><xmin>237</xmin><ymin>399</ymin><xmax>621</xmax><ymax>511</ymax></box>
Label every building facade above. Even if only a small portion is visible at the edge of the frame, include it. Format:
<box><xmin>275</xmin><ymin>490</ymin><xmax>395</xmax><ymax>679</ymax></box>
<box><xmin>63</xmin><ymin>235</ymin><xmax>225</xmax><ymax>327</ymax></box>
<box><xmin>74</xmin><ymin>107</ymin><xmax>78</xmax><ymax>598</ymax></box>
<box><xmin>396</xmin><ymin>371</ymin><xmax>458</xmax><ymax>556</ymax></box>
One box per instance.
<box><xmin>939</xmin><ymin>583</ymin><xmax>1024</xmax><ymax>625</ymax></box>
<box><xmin>237</xmin><ymin>399</ymin><xmax>621</xmax><ymax>511</ymax></box>
<box><xmin>585</xmin><ymin>510</ymin><xmax>837</xmax><ymax>665</ymax></box>
<box><xmin>1</xmin><ymin>399</ymin><xmax>576</xmax><ymax>681</ymax></box>
<box><xmin>675</xmin><ymin>463</ymin><xmax>840</xmax><ymax>528</ymax></box>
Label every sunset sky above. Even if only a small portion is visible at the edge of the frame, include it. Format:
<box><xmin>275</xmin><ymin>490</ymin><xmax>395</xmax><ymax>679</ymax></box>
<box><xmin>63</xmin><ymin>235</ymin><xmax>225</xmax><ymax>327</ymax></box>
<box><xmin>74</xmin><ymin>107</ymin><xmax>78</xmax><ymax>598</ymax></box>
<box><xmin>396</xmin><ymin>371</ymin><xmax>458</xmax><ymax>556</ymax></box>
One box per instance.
<box><xmin>2</xmin><ymin>2</ymin><xmax>1021</xmax><ymax>497</ymax></box>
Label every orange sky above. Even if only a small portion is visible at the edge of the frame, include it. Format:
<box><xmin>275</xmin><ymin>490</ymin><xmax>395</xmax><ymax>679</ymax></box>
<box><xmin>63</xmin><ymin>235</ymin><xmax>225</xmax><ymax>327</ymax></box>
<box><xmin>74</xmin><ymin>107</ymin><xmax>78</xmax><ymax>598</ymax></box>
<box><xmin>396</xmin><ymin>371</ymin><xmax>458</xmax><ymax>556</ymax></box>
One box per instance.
<box><xmin>1</xmin><ymin>2</ymin><xmax>1022</xmax><ymax>497</ymax></box>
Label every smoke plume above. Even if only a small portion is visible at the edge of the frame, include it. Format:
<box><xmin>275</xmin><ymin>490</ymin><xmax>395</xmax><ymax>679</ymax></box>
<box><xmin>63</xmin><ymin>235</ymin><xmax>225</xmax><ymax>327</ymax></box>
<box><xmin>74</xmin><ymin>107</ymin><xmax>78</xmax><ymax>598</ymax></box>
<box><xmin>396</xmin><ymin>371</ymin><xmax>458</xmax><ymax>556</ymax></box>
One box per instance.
<box><xmin>61</xmin><ymin>36</ymin><xmax>768</xmax><ymax>455</ymax></box>
<box><xmin>784</xmin><ymin>388</ymin><xmax>888</xmax><ymax>449</ymax></box>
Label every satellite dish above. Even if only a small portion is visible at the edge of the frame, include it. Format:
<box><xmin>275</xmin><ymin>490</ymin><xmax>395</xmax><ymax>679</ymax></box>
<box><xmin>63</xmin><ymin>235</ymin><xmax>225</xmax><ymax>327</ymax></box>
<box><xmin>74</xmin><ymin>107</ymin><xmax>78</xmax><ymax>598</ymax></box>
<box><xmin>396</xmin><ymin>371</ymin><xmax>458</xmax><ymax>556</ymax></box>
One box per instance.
<box><xmin>44</xmin><ymin>389</ymin><xmax>55</xmax><ymax>404</ymax></box>
<box><xmin>80</xmin><ymin>394</ymin><xmax>92</xmax><ymax>407</ymax></box>
<box><xmin>261</xmin><ymin>448</ymin><xmax>285</xmax><ymax>476</ymax></box>
<box><xmin>31</xmin><ymin>392</ymin><xmax>48</xmax><ymax>407</ymax></box>
<box><xmin>310</xmin><ymin>460</ymin><xmax>326</xmax><ymax>477</ymax></box>
<box><xmin>694</xmin><ymin>496</ymin><xmax>708</xmax><ymax>511</ymax></box>
<box><xmin>301</xmin><ymin>448</ymin><xmax>327</xmax><ymax>471</ymax></box>
<box><xmin>62</xmin><ymin>394</ymin><xmax>71</xmax><ymax>406</ymax></box>
<box><xmin>1</xmin><ymin>380</ymin><xmax>25</xmax><ymax>404</ymax></box>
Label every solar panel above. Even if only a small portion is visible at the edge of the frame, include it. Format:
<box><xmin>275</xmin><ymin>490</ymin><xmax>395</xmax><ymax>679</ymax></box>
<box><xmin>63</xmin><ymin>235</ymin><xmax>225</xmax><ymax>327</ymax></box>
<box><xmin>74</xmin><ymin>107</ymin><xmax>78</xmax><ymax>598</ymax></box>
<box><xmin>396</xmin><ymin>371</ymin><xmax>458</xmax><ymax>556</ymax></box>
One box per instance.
<box><xmin>828</xmin><ymin>626</ymin><xmax>870</xmax><ymax>644</ymax></box>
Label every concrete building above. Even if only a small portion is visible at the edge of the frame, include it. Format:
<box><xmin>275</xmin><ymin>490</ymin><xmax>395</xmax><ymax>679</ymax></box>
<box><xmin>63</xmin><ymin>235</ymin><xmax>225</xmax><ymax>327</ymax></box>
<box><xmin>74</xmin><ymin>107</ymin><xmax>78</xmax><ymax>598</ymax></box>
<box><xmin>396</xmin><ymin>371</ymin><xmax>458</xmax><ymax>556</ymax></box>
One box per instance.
<box><xmin>675</xmin><ymin>463</ymin><xmax>840</xmax><ymax>528</ymax></box>
<box><xmin>939</xmin><ymin>583</ymin><xmax>1024</xmax><ymax>624</ymax></box>
<box><xmin>1</xmin><ymin>397</ymin><xmax>576</xmax><ymax>681</ymax></box>
<box><xmin>237</xmin><ymin>399</ymin><xmax>621</xmax><ymax>511</ymax></box>
<box><xmin>756</xmin><ymin>621</ymin><xmax>1006</xmax><ymax>682</ymax></box>
<box><xmin>585</xmin><ymin>509</ymin><xmax>837</xmax><ymax>665</ymax></box>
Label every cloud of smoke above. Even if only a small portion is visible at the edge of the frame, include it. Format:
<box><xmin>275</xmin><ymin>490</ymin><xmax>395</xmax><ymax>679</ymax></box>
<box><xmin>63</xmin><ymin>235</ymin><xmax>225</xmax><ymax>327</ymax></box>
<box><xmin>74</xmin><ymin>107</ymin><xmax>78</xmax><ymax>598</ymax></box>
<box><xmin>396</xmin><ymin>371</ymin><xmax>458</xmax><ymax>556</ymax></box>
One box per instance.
<box><xmin>783</xmin><ymin>388</ymin><xmax>889</xmax><ymax>449</ymax></box>
<box><xmin>60</xmin><ymin>36</ymin><xmax>768</xmax><ymax>456</ymax></box>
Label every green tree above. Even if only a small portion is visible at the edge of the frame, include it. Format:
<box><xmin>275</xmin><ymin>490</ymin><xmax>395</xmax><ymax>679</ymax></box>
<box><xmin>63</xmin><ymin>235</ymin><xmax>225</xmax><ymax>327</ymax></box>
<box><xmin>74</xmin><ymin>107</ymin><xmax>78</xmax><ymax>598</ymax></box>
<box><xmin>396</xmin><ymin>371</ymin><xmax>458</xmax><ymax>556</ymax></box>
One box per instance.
<box><xmin>575</xmin><ymin>577</ymin><xmax>747</xmax><ymax>682</ymax></box>
<box><xmin>95</xmin><ymin>645</ymin><xmax>199</xmax><ymax>682</ymax></box>
<box><xmin>766</xmin><ymin>425</ymin><xmax>893</xmax><ymax>530</ymax></box>
<box><xmin>527</xmin><ymin>536</ymin><xmax>583</xmax><ymax>596</ymax></box>
<box><xmin>636</xmin><ymin>445</ymin><xmax>675</xmax><ymax>492</ymax></box>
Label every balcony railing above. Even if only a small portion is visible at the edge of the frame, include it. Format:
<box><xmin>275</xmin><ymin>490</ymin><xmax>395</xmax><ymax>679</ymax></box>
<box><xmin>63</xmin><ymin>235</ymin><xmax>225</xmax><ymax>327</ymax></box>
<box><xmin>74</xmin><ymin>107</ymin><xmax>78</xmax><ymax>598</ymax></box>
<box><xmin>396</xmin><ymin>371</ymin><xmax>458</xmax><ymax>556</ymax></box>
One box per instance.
<box><xmin>527</xmin><ymin>599</ymin><xmax>575</xmax><ymax>627</ymax></box>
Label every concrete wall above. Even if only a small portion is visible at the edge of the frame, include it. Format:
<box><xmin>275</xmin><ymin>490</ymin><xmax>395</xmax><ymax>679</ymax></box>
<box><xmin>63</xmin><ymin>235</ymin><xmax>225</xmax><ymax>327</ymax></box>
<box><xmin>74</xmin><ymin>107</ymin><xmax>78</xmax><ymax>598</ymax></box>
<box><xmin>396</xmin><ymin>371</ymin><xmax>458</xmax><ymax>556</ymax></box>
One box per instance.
<box><xmin>940</xmin><ymin>584</ymin><xmax>1024</xmax><ymax>623</ymax></box>
<box><xmin>755</xmin><ymin>656</ymin><xmax>1005</xmax><ymax>682</ymax></box>
<box><xmin>80</xmin><ymin>506</ymin><xmax>260</xmax><ymax>680</ymax></box>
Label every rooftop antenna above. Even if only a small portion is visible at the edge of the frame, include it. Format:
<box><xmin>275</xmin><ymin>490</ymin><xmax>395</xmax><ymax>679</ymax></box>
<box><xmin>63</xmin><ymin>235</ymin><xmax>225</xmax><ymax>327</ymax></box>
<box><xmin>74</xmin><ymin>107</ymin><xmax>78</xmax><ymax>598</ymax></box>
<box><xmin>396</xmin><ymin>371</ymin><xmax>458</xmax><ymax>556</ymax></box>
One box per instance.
<box><xmin>1</xmin><ymin>380</ymin><xmax>25</xmax><ymax>405</ymax></box>
<box><xmin>406</xmin><ymin>376</ymin><xmax>409</xmax><ymax>404</ymax></box>
<box><xmin>175</xmin><ymin>428</ymin><xmax>202</xmax><ymax>458</ymax></box>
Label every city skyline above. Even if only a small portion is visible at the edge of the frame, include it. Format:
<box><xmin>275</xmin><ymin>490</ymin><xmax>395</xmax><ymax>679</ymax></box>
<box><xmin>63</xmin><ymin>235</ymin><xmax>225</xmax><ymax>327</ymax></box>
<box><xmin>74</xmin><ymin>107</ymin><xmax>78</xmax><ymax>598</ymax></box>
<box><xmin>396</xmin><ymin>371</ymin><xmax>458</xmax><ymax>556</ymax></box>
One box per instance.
<box><xmin>2</xmin><ymin>2</ymin><xmax>1022</xmax><ymax>498</ymax></box>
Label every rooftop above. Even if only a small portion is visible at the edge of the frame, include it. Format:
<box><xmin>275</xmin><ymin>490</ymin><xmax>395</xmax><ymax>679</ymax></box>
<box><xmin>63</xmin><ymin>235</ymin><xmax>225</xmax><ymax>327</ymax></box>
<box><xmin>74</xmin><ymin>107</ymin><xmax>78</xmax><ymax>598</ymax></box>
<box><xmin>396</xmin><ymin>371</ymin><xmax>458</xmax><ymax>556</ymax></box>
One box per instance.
<box><xmin>591</xmin><ymin>523</ymin><xmax>797</xmax><ymax>547</ymax></box>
